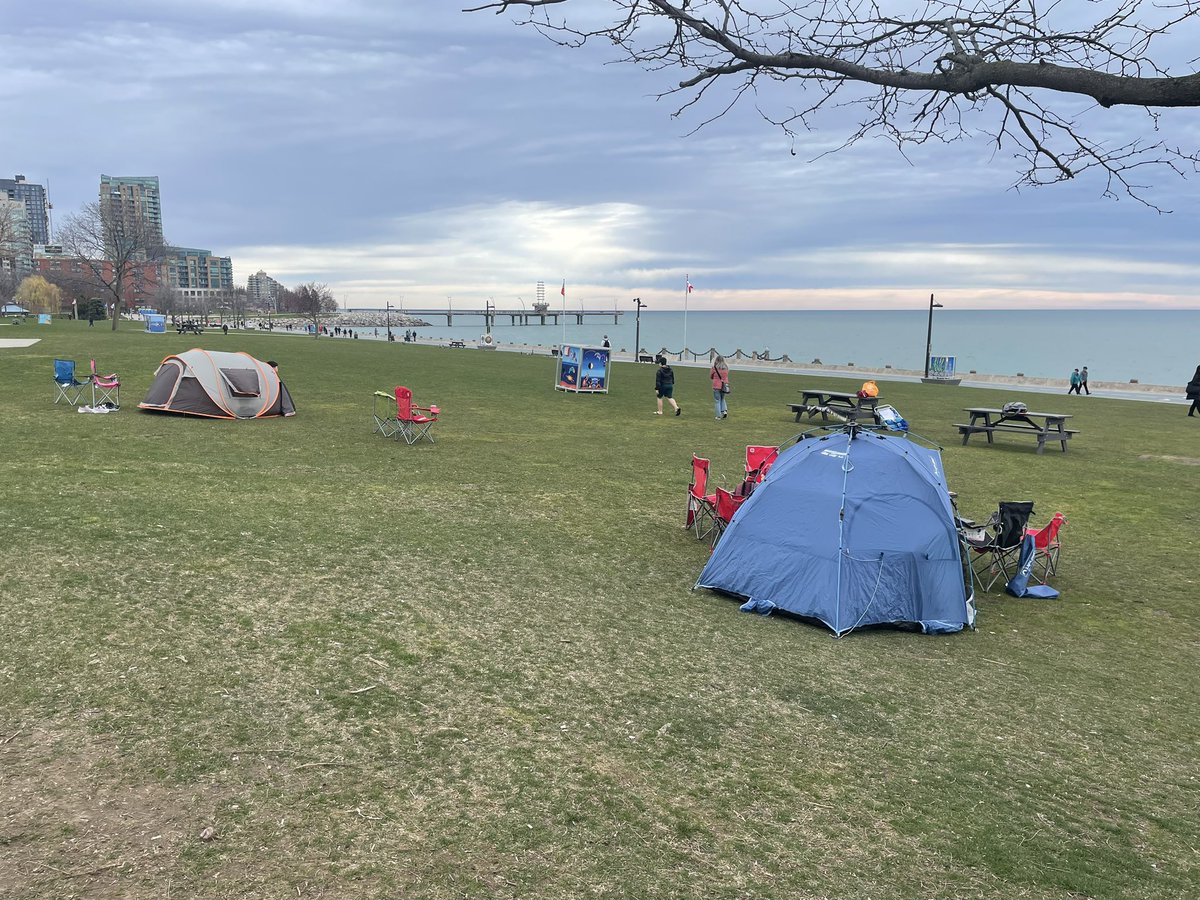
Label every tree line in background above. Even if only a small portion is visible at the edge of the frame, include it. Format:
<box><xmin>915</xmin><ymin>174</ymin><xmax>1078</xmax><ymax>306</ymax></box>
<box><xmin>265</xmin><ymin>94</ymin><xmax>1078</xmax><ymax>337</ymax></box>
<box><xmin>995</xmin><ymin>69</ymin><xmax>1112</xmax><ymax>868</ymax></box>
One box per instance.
<box><xmin>1</xmin><ymin>198</ymin><xmax>337</xmax><ymax>333</ymax></box>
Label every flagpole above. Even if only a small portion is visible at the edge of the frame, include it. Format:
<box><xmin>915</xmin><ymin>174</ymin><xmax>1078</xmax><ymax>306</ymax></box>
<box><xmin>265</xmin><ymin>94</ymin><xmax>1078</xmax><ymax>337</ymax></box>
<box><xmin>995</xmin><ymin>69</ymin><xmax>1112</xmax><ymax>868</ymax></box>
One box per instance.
<box><xmin>683</xmin><ymin>274</ymin><xmax>689</xmax><ymax>357</ymax></box>
<box><xmin>560</xmin><ymin>279</ymin><xmax>566</xmax><ymax>348</ymax></box>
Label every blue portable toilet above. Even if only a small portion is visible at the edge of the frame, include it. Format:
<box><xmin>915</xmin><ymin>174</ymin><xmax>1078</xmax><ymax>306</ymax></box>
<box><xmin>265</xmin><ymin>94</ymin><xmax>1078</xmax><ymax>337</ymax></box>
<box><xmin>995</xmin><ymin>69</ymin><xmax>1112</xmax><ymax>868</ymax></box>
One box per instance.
<box><xmin>145</xmin><ymin>314</ymin><xmax>167</xmax><ymax>333</ymax></box>
<box><xmin>696</xmin><ymin>430</ymin><xmax>974</xmax><ymax>636</ymax></box>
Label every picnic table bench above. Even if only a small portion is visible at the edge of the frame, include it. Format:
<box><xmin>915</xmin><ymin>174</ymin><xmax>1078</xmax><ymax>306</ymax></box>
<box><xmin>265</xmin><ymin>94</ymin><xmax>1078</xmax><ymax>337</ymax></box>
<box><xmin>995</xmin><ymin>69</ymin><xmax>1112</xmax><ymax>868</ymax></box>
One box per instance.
<box><xmin>789</xmin><ymin>388</ymin><xmax>882</xmax><ymax>423</ymax></box>
<box><xmin>448</xmin><ymin>340</ymin><xmax>466</xmax><ymax>348</ymax></box>
<box><xmin>176</xmin><ymin>322</ymin><xmax>204</xmax><ymax>335</ymax></box>
<box><xmin>955</xmin><ymin>408</ymin><xmax>1078</xmax><ymax>454</ymax></box>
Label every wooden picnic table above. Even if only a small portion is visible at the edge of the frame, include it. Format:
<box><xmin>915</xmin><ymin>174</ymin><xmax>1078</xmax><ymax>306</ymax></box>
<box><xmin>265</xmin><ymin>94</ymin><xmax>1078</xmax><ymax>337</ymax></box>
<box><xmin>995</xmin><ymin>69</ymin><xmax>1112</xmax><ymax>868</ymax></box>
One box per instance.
<box><xmin>955</xmin><ymin>407</ymin><xmax>1078</xmax><ymax>454</ymax></box>
<box><xmin>789</xmin><ymin>388</ymin><xmax>882</xmax><ymax>423</ymax></box>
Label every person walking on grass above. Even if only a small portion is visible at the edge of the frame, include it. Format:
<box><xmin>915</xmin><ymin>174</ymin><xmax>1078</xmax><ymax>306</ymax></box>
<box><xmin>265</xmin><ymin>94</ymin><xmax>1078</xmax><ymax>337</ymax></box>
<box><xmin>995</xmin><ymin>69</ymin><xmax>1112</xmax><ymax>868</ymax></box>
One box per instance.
<box><xmin>654</xmin><ymin>356</ymin><xmax>681</xmax><ymax>416</ymax></box>
<box><xmin>710</xmin><ymin>354</ymin><xmax>730</xmax><ymax>419</ymax></box>
<box><xmin>1081</xmin><ymin>366</ymin><xmax>1091</xmax><ymax>395</ymax></box>
<box><xmin>1186</xmin><ymin>365</ymin><xmax>1200</xmax><ymax>417</ymax></box>
<box><xmin>1068</xmin><ymin>368</ymin><xmax>1082</xmax><ymax>394</ymax></box>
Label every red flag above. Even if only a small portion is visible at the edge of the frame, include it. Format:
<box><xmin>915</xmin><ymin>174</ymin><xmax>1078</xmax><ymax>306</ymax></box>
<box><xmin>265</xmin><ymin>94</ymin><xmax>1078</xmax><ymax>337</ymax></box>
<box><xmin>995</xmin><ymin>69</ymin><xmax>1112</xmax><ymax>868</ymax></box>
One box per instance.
<box><xmin>686</xmin><ymin>280</ymin><xmax>693</xmax><ymax>294</ymax></box>
<box><xmin>561</xmin><ymin>281</ymin><xmax>566</xmax><ymax>297</ymax></box>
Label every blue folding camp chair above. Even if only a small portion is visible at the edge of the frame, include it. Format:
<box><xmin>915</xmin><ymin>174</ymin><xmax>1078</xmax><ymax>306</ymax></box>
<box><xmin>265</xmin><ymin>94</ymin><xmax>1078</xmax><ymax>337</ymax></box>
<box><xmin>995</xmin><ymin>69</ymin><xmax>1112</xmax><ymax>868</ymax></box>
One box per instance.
<box><xmin>54</xmin><ymin>358</ymin><xmax>88</xmax><ymax>405</ymax></box>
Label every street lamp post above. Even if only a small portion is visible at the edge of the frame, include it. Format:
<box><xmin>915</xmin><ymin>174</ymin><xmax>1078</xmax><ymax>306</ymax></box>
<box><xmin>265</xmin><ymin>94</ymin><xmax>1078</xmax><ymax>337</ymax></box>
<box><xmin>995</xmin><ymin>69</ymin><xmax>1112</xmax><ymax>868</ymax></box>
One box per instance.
<box><xmin>385</xmin><ymin>301</ymin><xmax>393</xmax><ymax>342</ymax></box>
<box><xmin>924</xmin><ymin>293</ymin><xmax>944</xmax><ymax>379</ymax></box>
<box><xmin>633</xmin><ymin>297</ymin><xmax>647</xmax><ymax>361</ymax></box>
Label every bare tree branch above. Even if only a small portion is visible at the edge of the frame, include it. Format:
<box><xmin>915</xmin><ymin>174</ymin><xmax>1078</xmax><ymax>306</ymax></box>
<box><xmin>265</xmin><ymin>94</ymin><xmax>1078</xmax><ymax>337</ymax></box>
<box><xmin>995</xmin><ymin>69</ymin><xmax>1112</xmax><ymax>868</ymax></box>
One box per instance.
<box><xmin>465</xmin><ymin>0</ymin><xmax>1200</xmax><ymax>205</ymax></box>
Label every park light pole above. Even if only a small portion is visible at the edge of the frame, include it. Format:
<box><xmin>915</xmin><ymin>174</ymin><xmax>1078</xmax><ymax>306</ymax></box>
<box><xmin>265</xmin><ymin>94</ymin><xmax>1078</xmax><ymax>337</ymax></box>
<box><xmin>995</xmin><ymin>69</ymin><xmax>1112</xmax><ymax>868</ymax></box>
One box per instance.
<box><xmin>924</xmin><ymin>293</ymin><xmax>944</xmax><ymax>379</ymax></box>
<box><xmin>385</xmin><ymin>301</ymin><xmax>393</xmax><ymax>342</ymax></box>
<box><xmin>633</xmin><ymin>297</ymin><xmax>647</xmax><ymax>361</ymax></box>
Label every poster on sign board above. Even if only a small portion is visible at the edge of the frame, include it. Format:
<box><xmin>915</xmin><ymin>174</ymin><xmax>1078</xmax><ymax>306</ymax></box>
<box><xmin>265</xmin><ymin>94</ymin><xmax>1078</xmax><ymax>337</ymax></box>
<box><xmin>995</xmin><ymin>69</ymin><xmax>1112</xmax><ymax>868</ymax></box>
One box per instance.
<box><xmin>555</xmin><ymin>345</ymin><xmax>610</xmax><ymax>393</ymax></box>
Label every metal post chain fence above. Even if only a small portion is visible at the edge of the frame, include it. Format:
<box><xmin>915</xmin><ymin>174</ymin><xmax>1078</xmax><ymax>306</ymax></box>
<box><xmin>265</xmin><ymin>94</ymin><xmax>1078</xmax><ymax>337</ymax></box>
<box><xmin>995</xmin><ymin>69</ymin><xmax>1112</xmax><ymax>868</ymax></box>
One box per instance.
<box><xmin>657</xmin><ymin>347</ymin><xmax>794</xmax><ymax>364</ymax></box>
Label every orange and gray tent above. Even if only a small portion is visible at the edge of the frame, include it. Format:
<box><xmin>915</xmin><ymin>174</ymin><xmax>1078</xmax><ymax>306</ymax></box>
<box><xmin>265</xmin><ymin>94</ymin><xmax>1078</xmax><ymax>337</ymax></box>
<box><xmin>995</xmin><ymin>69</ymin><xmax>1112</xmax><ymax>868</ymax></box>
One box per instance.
<box><xmin>138</xmin><ymin>349</ymin><xmax>295</xmax><ymax>419</ymax></box>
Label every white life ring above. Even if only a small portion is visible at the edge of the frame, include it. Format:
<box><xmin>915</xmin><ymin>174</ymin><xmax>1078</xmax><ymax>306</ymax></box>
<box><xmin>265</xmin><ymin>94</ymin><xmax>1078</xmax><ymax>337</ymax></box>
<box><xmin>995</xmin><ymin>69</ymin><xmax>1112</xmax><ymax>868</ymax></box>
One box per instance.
<box><xmin>481</xmin><ymin>334</ymin><xmax>495</xmax><ymax>346</ymax></box>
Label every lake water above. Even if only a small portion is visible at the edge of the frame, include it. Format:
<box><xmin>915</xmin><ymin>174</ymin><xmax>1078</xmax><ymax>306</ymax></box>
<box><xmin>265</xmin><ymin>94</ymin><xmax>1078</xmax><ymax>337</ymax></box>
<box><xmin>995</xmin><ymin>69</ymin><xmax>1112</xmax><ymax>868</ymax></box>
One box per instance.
<box><xmin>360</xmin><ymin>309</ymin><xmax>1198</xmax><ymax>386</ymax></box>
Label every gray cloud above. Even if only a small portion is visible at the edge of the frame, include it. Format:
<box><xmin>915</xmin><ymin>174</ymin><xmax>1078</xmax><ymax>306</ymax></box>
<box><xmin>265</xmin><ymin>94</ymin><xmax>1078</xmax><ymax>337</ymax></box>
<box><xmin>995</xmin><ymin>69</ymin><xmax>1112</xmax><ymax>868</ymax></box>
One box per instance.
<box><xmin>3</xmin><ymin>1</ymin><xmax>1200</xmax><ymax>309</ymax></box>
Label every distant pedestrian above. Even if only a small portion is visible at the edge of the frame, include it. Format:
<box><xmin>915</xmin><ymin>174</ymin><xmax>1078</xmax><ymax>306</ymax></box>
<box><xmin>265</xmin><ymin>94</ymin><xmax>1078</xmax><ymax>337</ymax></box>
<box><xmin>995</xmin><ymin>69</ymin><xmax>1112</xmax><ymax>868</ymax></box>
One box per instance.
<box><xmin>222</xmin><ymin>323</ymin><xmax>228</xmax><ymax>335</ymax></box>
<box><xmin>1068</xmin><ymin>368</ymin><xmax>1082</xmax><ymax>394</ymax></box>
<box><xmin>710</xmin><ymin>354</ymin><xmax>730</xmax><ymax>419</ymax></box>
<box><xmin>654</xmin><ymin>356</ymin><xmax>681</xmax><ymax>416</ymax></box>
<box><xmin>1186</xmin><ymin>366</ymin><xmax>1200</xmax><ymax>417</ymax></box>
<box><xmin>1080</xmin><ymin>366</ymin><xmax>1091</xmax><ymax>395</ymax></box>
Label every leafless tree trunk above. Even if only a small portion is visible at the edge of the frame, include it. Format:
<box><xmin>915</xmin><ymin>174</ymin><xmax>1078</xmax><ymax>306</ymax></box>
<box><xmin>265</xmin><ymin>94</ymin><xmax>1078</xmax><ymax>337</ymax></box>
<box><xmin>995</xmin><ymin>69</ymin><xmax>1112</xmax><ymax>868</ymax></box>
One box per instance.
<box><xmin>467</xmin><ymin>0</ymin><xmax>1200</xmax><ymax>206</ymax></box>
<box><xmin>56</xmin><ymin>200</ymin><xmax>167</xmax><ymax>331</ymax></box>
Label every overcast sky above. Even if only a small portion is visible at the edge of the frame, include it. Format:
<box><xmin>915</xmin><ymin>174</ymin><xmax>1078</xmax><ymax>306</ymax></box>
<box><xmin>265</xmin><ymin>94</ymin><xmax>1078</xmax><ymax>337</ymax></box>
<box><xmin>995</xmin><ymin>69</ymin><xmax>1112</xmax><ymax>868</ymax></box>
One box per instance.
<box><xmin>4</xmin><ymin>1</ymin><xmax>1200</xmax><ymax>311</ymax></box>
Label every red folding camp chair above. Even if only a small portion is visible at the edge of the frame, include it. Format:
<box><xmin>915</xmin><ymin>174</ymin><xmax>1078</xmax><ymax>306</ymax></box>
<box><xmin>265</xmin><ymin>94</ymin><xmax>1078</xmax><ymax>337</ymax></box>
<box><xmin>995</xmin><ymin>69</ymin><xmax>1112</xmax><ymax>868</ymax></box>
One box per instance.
<box><xmin>394</xmin><ymin>386</ymin><xmax>440</xmax><ymax>444</ymax></box>
<box><xmin>745</xmin><ymin>445</ymin><xmax>779</xmax><ymax>483</ymax></box>
<box><xmin>686</xmin><ymin>454</ymin><xmax>718</xmax><ymax>541</ymax></box>
<box><xmin>709</xmin><ymin>487</ymin><xmax>746</xmax><ymax>548</ymax></box>
<box><xmin>1025</xmin><ymin>512</ymin><xmax>1067</xmax><ymax>582</ymax></box>
<box><xmin>89</xmin><ymin>358</ymin><xmax>120</xmax><ymax>408</ymax></box>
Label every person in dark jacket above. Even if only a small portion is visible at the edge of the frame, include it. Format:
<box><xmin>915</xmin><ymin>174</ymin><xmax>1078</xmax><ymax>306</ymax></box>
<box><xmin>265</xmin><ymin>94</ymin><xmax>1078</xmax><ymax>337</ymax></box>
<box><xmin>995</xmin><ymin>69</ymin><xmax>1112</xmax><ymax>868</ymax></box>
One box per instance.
<box><xmin>654</xmin><ymin>356</ymin><xmax>681</xmax><ymax>416</ymax></box>
<box><xmin>1186</xmin><ymin>365</ymin><xmax>1200</xmax><ymax>417</ymax></box>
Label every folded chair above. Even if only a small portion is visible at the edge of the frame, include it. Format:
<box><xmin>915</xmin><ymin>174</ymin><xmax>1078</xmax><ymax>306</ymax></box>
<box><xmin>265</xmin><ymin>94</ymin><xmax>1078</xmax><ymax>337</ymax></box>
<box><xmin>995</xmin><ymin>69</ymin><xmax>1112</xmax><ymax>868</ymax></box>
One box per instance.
<box><xmin>962</xmin><ymin>501</ymin><xmax>1035</xmax><ymax>592</ymax></box>
<box><xmin>89</xmin><ymin>358</ymin><xmax>120</xmax><ymax>408</ymax></box>
<box><xmin>686</xmin><ymin>454</ymin><xmax>718</xmax><ymax>541</ymax></box>
<box><xmin>53</xmin><ymin>358</ymin><xmax>88</xmax><ymax>405</ymax></box>
<box><xmin>1025</xmin><ymin>512</ymin><xmax>1067</xmax><ymax>583</ymax></box>
<box><xmin>394</xmin><ymin>386</ymin><xmax>439</xmax><ymax>444</ymax></box>
<box><xmin>372</xmin><ymin>390</ymin><xmax>399</xmax><ymax>437</ymax></box>
<box><xmin>745</xmin><ymin>445</ymin><xmax>779</xmax><ymax>484</ymax></box>
<box><xmin>709</xmin><ymin>487</ymin><xmax>746</xmax><ymax>548</ymax></box>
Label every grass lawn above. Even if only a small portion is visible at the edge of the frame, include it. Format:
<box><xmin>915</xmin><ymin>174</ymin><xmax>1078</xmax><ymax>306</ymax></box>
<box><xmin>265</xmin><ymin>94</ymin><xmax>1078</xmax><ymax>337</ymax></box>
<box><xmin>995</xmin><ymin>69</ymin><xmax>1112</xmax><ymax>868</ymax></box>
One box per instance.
<box><xmin>2</xmin><ymin>321</ymin><xmax>1197</xmax><ymax>899</ymax></box>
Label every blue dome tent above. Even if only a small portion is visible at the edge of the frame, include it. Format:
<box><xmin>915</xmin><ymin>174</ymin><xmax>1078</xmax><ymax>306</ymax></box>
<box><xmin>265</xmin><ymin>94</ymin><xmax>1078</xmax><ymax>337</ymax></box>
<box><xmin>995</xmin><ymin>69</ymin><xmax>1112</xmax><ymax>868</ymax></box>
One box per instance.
<box><xmin>695</xmin><ymin>430</ymin><xmax>974</xmax><ymax>636</ymax></box>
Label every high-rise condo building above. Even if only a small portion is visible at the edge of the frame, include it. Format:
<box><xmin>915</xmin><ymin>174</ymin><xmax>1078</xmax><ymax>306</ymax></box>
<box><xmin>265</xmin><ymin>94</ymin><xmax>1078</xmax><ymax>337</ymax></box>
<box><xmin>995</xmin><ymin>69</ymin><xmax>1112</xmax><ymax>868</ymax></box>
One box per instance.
<box><xmin>247</xmin><ymin>269</ymin><xmax>284</xmax><ymax>309</ymax></box>
<box><xmin>0</xmin><ymin>175</ymin><xmax>49</xmax><ymax>245</ymax></box>
<box><xmin>99</xmin><ymin>174</ymin><xmax>164</xmax><ymax>254</ymax></box>
<box><xmin>0</xmin><ymin>195</ymin><xmax>33</xmax><ymax>279</ymax></box>
<box><xmin>165</xmin><ymin>246</ymin><xmax>234</xmax><ymax>303</ymax></box>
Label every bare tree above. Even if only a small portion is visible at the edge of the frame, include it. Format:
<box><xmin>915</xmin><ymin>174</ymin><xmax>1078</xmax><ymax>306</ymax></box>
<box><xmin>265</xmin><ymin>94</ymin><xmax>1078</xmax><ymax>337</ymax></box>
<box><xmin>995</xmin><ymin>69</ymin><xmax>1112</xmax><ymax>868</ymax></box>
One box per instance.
<box><xmin>287</xmin><ymin>282</ymin><xmax>337</xmax><ymax>337</ymax></box>
<box><xmin>468</xmin><ymin>0</ymin><xmax>1200</xmax><ymax>206</ymax></box>
<box><xmin>56</xmin><ymin>200</ymin><xmax>166</xmax><ymax>331</ymax></box>
<box><xmin>150</xmin><ymin>281</ymin><xmax>180</xmax><ymax>318</ymax></box>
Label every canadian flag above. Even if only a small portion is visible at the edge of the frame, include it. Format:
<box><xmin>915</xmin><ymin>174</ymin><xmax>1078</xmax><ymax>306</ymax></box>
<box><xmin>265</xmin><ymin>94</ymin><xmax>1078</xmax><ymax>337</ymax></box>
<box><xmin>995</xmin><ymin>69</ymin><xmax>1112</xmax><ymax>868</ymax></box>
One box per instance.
<box><xmin>561</xmin><ymin>281</ymin><xmax>566</xmax><ymax>297</ymax></box>
<box><xmin>686</xmin><ymin>278</ymin><xmax>694</xmax><ymax>293</ymax></box>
